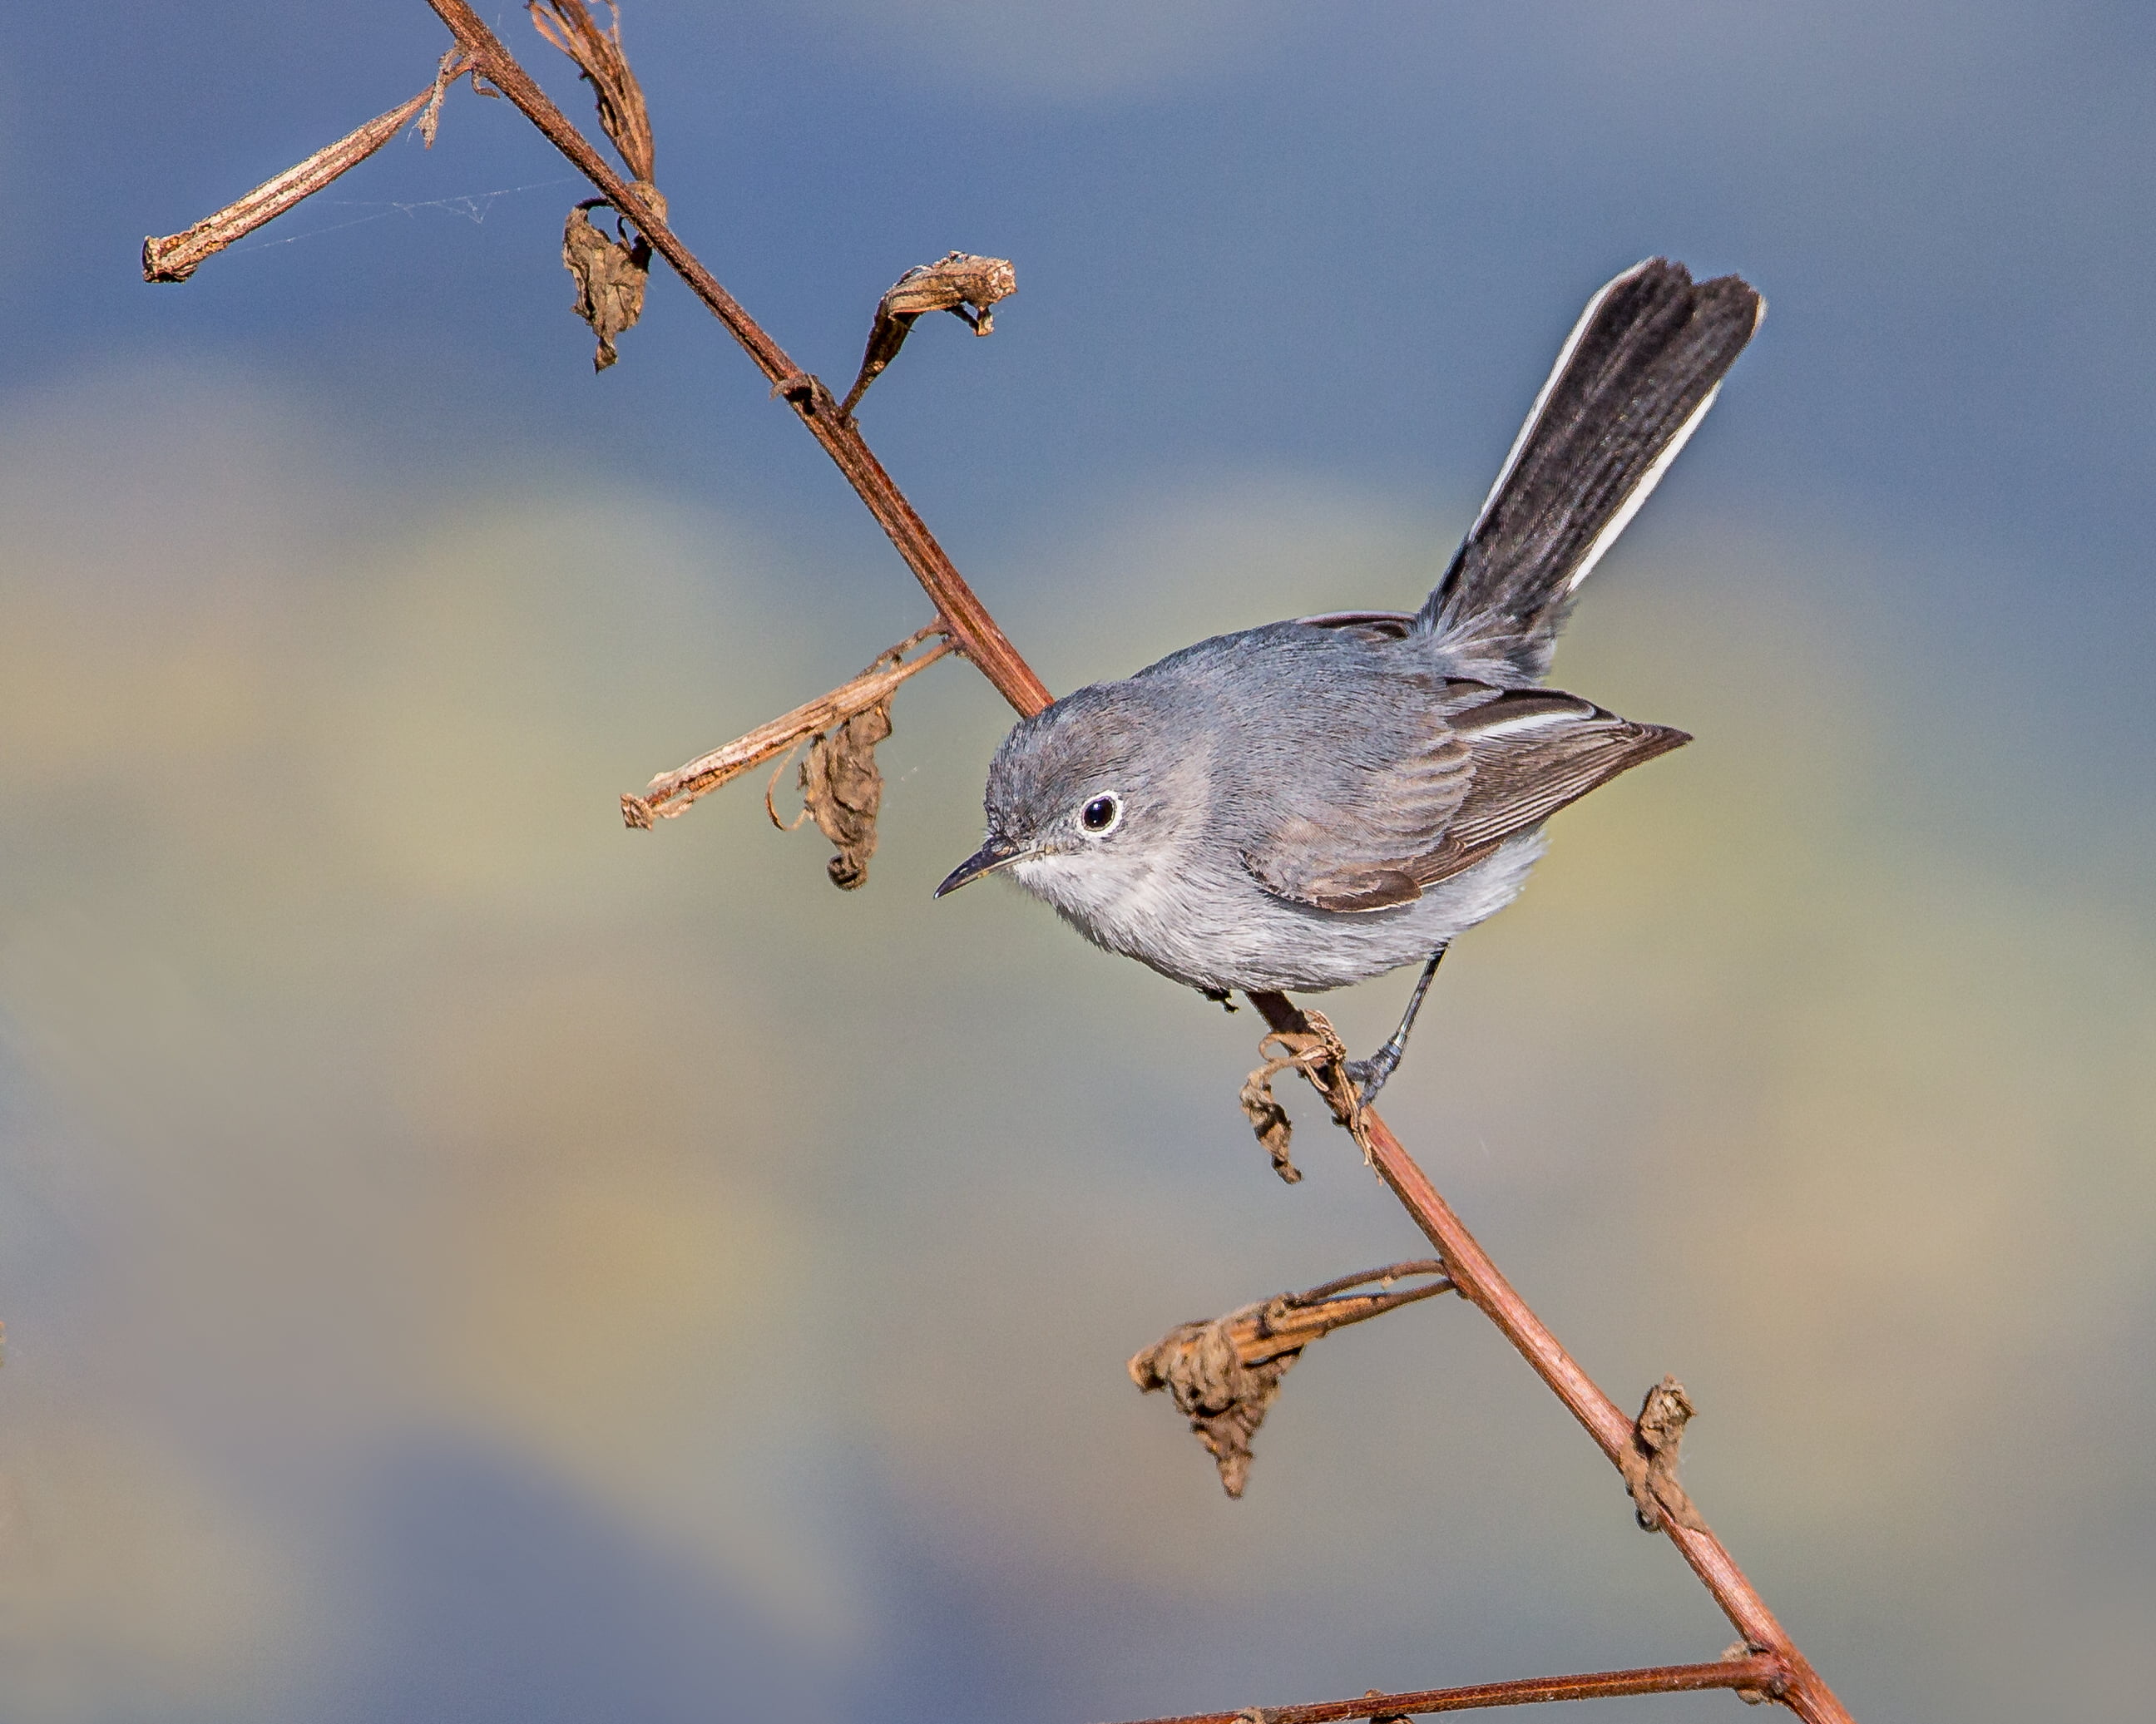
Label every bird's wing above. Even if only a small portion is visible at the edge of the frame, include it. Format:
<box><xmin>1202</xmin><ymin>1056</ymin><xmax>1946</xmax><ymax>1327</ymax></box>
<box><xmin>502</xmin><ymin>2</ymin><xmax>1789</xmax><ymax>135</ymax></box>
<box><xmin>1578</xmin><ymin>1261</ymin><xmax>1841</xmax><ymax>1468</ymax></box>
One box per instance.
<box><xmin>1240</xmin><ymin>692</ymin><xmax>1481</xmax><ymax>912</ymax></box>
<box><xmin>1408</xmin><ymin>689</ymin><xmax>1689</xmax><ymax>887</ymax></box>
<box><xmin>1244</xmin><ymin>686</ymin><xmax>1687</xmax><ymax>913</ymax></box>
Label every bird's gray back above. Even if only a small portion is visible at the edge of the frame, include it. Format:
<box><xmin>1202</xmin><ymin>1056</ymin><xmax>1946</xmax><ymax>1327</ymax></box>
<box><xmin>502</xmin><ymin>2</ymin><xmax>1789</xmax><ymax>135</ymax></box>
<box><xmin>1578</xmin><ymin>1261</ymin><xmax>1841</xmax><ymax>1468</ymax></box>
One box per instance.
<box><xmin>1130</xmin><ymin>620</ymin><xmax>1461</xmax><ymax>846</ymax></box>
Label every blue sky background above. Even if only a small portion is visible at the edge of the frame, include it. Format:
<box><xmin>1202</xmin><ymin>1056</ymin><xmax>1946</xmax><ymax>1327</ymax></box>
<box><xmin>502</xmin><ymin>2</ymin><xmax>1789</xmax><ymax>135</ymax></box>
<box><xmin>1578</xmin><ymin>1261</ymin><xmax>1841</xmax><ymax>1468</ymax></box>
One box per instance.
<box><xmin>1</xmin><ymin>5</ymin><xmax>2152</xmax><ymax>1722</ymax></box>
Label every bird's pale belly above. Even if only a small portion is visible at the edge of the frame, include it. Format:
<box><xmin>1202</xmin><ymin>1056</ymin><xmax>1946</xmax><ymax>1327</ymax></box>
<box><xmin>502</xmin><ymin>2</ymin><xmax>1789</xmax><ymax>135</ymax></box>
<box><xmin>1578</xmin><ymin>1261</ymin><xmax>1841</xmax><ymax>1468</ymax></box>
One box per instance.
<box><xmin>1013</xmin><ymin>832</ymin><xmax>1547</xmax><ymax>995</ymax></box>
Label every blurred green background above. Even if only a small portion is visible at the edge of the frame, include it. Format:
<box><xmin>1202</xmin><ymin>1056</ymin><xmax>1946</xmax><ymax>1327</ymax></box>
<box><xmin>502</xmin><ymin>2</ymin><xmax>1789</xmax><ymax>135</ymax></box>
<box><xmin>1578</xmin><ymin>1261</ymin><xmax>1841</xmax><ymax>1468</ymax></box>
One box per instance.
<box><xmin>2</xmin><ymin>5</ymin><xmax>2152</xmax><ymax>1722</ymax></box>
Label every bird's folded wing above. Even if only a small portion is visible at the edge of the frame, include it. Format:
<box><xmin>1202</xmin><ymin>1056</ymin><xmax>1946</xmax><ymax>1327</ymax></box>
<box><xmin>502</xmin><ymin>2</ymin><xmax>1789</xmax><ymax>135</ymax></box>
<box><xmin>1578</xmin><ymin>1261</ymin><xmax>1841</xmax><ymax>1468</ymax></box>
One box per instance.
<box><xmin>1411</xmin><ymin>690</ymin><xmax>1689</xmax><ymax>887</ymax></box>
<box><xmin>1240</xmin><ymin>700</ymin><xmax>1478</xmax><ymax>911</ymax></box>
<box><xmin>1244</xmin><ymin>686</ymin><xmax>1688</xmax><ymax>912</ymax></box>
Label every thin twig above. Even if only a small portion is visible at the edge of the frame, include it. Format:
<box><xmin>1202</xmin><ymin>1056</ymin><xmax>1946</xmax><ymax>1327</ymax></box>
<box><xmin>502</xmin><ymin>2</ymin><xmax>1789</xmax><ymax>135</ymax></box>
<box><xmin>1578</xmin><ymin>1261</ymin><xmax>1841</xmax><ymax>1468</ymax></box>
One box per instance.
<box><xmin>623</xmin><ymin>630</ymin><xmax>955</xmax><ymax>827</ymax></box>
<box><xmin>1096</xmin><ymin>1655</ymin><xmax>1788</xmax><ymax>1724</ymax></box>
<box><xmin>1245</xmin><ymin>991</ymin><xmax>1852</xmax><ymax>1724</ymax></box>
<box><xmin>143</xmin><ymin>52</ymin><xmax>471</xmax><ymax>282</ymax></box>
<box><xmin>1233</xmin><ymin>1258</ymin><xmax>1454</xmax><ymax>1363</ymax></box>
<box><xmin>423</xmin><ymin>0</ymin><xmax>1051</xmax><ymax>716</ymax></box>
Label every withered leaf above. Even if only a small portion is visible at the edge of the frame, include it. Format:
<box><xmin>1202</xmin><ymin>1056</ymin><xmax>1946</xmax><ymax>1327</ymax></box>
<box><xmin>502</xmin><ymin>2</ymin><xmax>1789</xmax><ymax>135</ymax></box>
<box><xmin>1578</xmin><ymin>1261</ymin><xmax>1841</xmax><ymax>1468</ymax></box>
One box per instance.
<box><xmin>1238</xmin><ymin>1064</ymin><xmax>1303</xmax><ymax>1183</ymax></box>
<box><xmin>797</xmin><ymin>697</ymin><xmax>894</xmax><ymax>890</ymax></box>
<box><xmin>1130</xmin><ymin>1263</ymin><xmax>1453</xmax><ymax>1498</ymax></box>
<box><xmin>1619</xmin><ymin>1374</ymin><xmax>1708</xmax><ymax>1533</ymax></box>
<box><xmin>530</xmin><ymin>1</ymin><xmax>658</xmax><ymax>186</ymax></box>
<box><xmin>1130</xmin><ymin>1315</ymin><xmax>1299</xmax><ymax>1499</ymax></box>
<box><xmin>1237</xmin><ymin>1010</ymin><xmax>1369</xmax><ymax>1183</ymax></box>
<box><xmin>840</xmin><ymin>252</ymin><xmax>1018</xmax><ymax>417</ymax></box>
<box><xmin>563</xmin><ymin>199</ymin><xmax>651</xmax><ymax>371</ymax></box>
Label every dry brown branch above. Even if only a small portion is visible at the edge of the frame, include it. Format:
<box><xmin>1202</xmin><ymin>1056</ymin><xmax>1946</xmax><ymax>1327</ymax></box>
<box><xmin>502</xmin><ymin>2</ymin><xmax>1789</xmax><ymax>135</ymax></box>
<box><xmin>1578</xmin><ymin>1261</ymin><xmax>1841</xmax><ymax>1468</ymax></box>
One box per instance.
<box><xmin>142</xmin><ymin>50</ymin><xmax>471</xmax><ymax>282</ymax></box>
<box><xmin>840</xmin><ymin>253</ymin><xmax>1019</xmax><ymax>417</ymax></box>
<box><xmin>1100</xmin><ymin>1656</ymin><xmax>1790</xmax><ymax>1724</ymax></box>
<box><xmin>1130</xmin><ymin>1262</ymin><xmax>1454</xmax><ymax>1496</ymax></box>
<box><xmin>161</xmin><ymin>12</ymin><xmax>1860</xmax><ymax>1721</ymax></box>
<box><xmin>623</xmin><ymin>628</ymin><xmax>953</xmax><ymax>827</ymax></box>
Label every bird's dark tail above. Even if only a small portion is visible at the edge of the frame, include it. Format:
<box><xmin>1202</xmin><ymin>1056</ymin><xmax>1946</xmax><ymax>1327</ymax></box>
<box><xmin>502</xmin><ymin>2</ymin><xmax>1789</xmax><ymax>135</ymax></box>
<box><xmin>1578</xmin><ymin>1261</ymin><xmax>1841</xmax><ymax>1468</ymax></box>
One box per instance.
<box><xmin>1417</xmin><ymin>258</ymin><xmax>1763</xmax><ymax>682</ymax></box>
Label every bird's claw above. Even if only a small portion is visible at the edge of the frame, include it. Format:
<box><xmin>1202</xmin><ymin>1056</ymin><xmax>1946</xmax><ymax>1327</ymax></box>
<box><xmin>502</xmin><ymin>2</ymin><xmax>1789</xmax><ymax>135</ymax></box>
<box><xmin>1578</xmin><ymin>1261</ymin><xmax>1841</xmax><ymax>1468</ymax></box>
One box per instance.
<box><xmin>1342</xmin><ymin>1053</ymin><xmax>1396</xmax><ymax>1110</ymax></box>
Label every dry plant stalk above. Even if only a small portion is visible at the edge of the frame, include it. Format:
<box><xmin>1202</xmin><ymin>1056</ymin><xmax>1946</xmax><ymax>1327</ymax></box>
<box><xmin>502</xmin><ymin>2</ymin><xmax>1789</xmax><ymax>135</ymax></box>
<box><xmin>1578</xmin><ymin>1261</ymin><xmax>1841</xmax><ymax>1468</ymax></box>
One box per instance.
<box><xmin>622</xmin><ymin>629</ymin><xmax>952</xmax><ymax>827</ymax></box>
<box><xmin>161</xmin><ymin>8</ymin><xmax>1861</xmax><ymax>1720</ymax></box>
<box><xmin>1243</xmin><ymin>990</ymin><xmax>1850</xmax><ymax>1723</ymax></box>
<box><xmin>841</xmin><ymin>252</ymin><xmax>1019</xmax><ymax>417</ymax></box>
<box><xmin>142</xmin><ymin>49</ymin><xmax>471</xmax><ymax>283</ymax></box>
<box><xmin>1130</xmin><ymin>1262</ymin><xmax>1454</xmax><ymax>1496</ymax></box>
<box><xmin>1104</xmin><ymin>1655</ymin><xmax>1789</xmax><ymax>1724</ymax></box>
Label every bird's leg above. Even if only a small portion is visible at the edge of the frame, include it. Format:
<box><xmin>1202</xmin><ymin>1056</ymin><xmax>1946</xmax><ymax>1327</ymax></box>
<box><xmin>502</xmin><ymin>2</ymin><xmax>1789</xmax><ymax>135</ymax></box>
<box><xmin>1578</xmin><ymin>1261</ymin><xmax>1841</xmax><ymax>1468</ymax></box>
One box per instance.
<box><xmin>1199</xmin><ymin>985</ymin><xmax>1239</xmax><ymax>1014</ymax></box>
<box><xmin>1343</xmin><ymin>945</ymin><xmax>1448</xmax><ymax>1105</ymax></box>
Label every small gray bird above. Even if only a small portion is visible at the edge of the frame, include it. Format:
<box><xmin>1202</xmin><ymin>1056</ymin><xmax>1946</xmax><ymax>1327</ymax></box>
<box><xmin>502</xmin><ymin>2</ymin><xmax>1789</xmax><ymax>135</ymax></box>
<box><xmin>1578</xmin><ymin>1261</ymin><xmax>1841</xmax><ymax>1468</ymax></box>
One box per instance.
<box><xmin>937</xmin><ymin>259</ymin><xmax>1763</xmax><ymax>1099</ymax></box>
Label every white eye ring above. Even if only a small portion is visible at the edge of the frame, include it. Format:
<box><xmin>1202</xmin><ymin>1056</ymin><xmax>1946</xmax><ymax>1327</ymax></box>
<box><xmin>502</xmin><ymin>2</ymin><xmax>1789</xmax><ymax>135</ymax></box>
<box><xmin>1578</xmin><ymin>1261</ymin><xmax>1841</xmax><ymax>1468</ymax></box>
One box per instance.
<box><xmin>1079</xmin><ymin>793</ymin><xmax>1122</xmax><ymax>835</ymax></box>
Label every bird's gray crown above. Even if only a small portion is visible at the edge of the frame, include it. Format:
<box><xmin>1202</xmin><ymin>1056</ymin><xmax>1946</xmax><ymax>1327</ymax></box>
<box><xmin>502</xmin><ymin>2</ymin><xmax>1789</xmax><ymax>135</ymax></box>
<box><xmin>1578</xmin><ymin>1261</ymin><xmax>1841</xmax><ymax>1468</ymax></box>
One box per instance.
<box><xmin>984</xmin><ymin>677</ymin><xmax>1174</xmax><ymax>844</ymax></box>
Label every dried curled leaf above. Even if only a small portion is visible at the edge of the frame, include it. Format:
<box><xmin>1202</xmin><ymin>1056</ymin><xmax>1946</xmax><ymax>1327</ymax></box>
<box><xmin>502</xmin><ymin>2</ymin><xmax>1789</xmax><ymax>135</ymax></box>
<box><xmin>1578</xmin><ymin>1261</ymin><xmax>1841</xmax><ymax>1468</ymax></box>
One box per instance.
<box><xmin>1130</xmin><ymin>1262</ymin><xmax>1454</xmax><ymax>1497</ymax></box>
<box><xmin>563</xmin><ymin>200</ymin><xmax>652</xmax><ymax>371</ymax></box>
<box><xmin>532</xmin><ymin>3</ymin><xmax>665</xmax><ymax>372</ymax></box>
<box><xmin>1238</xmin><ymin>1010</ymin><xmax>1370</xmax><ymax>1182</ymax></box>
<box><xmin>1238</xmin><ymin>1064</ymin><xmax>1302</xmax><ymax>1183</ymax></box>
<box><xmin>796</xmin><ymin>697</ymin><xmax>893</xmax><ymax>890</ymax></box>
<box><xmin>760</xmin><ymin>630</ymin><xmax>948</xmax><ymax>888</ymax></box>
<box><xmin>529</xmin><ymin>1</ymin><xmax>656</xmax><ymax>184</ymax></box>
<box><xmin>840</xmin><ymin>252</ymin><xmax>1018</xmax><ymax>417</ymax></box>
<box><xmin>1130</xmin><ymin>1315</ymin><xmax>1296</xmax><ymax>1499</ymax></box>
<box><xmin>1620</xmin><ymin>1375</ymin><xmax>1708</xmax><ymax>1533</ymax></box>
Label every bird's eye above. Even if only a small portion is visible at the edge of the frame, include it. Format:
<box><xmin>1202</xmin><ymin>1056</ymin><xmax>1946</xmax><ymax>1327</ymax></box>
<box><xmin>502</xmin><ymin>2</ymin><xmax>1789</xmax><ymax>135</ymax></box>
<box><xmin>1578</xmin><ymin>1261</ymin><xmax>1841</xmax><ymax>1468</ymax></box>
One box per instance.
<box><xmin>1080</xmin><ymin>794</ymin><xmax>1121</xmax><ymax>833</ymax></box>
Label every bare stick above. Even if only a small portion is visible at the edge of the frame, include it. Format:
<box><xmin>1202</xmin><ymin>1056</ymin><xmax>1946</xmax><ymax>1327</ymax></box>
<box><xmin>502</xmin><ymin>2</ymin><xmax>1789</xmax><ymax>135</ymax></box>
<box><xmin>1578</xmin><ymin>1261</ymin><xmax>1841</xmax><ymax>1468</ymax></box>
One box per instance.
<box><xmin>143</xmin><ymin>53</ymin><xmax>469</xmax><ymax>283</ymax></box>
<box><xmin>1099</xmin><ymin>1654</ymin><xmax>1786</xmax><ymax>1724</ymax></box>
<box><xmin>1246</xmin><ymin>993</ymin><xmax>1853</xmax><ymax>1724</ymax></box>
<box><xmin>1224</xmin><ymin>1258</ymin><xmax>1454</xmax><ymax>1363</ymax></box>
<box><xmin>424</xmin><ymin>0</ymin><xmax>1051</xmax><ymax>716</ymax></box>
<box><xmin>623</xmin><ymin>630</ymin><xmax>955</xmax><ymax>827</ymax></box>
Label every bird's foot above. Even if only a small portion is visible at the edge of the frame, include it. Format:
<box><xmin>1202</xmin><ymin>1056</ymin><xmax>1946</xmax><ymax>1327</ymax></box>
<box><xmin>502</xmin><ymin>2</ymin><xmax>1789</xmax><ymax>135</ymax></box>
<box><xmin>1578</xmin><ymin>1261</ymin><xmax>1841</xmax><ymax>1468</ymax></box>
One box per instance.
<box><xmin>1343</xmin><ymin>1047</ymin><xmax>1402</xmax><ymax>1110</ymax></box>
<box><xmin>1199</xmin><ymin>985</ymin><xmax>1239</xmax><ymax>1014</ymax></box>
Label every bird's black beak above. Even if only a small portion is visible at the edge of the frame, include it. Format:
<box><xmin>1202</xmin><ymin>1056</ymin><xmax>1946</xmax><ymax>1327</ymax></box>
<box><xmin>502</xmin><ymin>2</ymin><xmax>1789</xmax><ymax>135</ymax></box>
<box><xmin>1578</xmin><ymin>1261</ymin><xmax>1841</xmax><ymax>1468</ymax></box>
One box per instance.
<box><xmin>934</xmin><ymin>834</ymin><xmax>1027</xmax><ymax>898</ymax></box>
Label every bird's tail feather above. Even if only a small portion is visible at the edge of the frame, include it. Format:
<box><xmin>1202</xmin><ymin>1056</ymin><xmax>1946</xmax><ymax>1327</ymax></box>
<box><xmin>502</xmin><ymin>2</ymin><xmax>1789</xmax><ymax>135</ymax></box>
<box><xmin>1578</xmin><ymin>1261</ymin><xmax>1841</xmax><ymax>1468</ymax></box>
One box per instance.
<box><xmin>1417</xmin><ymin>258</ymin><xmax>1763</xmax><ymax>681</ymax></box>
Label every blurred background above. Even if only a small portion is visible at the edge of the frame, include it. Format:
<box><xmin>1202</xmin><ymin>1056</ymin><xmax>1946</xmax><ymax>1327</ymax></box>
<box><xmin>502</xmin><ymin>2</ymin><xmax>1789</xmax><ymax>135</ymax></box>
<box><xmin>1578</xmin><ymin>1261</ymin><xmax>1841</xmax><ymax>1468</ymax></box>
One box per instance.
<box><xmin>2</xmin><ymin>4</ymin><xmax>2152</xmax><ymax>1720</ymax></box>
